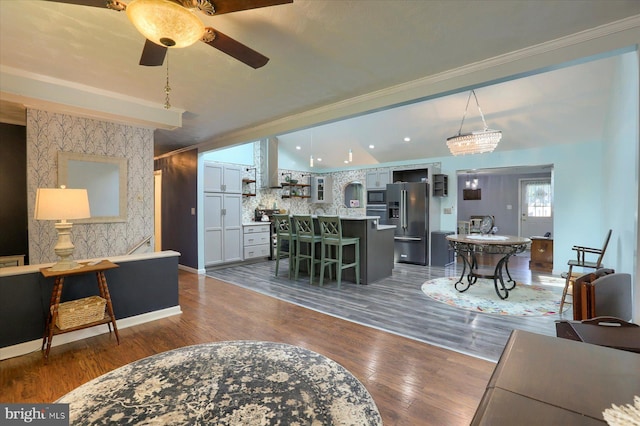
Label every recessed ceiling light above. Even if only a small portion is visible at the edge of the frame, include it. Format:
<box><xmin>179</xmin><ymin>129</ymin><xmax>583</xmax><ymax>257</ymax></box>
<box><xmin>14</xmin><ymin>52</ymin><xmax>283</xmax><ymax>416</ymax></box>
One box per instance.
<box><xmin>369</xmin><ymin>144</ymin><xmax>375</xmax><ymax>149</ymax></box>
<box><xmin>296</xmin><ymin>146</ymin><xmax>301</xmax><ymax>150</ymax></box>
<box><xmin>344</xmin><ymin>160</ymin><xmax>349</xmax><ymax>164</ymax></box>
<box><xmin>317</xmin><ymin>158</ymin><xmax>322</xmax><ymax>162</ymax></box>
<box><xmin>404</xmin><ymin>137</ymin><xmax>411</xmax><ymax>142</ymax></box>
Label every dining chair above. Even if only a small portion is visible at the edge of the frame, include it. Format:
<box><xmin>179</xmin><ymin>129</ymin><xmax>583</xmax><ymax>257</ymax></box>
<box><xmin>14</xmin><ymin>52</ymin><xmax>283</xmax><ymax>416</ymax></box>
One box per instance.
<box><xmin>560</xmin><ymin>229</ymin><xmax>612</xmax><ymax>312</ymax></box>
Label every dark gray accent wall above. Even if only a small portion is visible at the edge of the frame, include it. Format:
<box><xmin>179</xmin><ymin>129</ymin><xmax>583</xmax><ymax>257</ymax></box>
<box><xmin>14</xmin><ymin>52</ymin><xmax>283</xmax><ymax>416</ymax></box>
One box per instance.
<box><xmin>457</xmin><ymin>172</ymin><xmax>551</xmax><ymax>235</ymax></box>
<box><xmin>154</xmin><ymin>150</ymin><xmax>198</xmax><ymax>269</ymax></box>
<box><xmin>0</xmin><ymin>123</ymin><xmax>28</xmax><ymax>263</ymax></box>
<box><xmin>0</xmin><ymin>254</ymin><xmax>179</xmax><ymax>348</ymax></box>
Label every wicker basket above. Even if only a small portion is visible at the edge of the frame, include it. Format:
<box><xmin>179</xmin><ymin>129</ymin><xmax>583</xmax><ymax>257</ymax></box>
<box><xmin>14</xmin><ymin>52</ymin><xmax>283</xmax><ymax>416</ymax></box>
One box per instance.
<box><xmin>53</xmin><ymin>296</ymin><xmax>106</xmax><ymax>330</ymax></box>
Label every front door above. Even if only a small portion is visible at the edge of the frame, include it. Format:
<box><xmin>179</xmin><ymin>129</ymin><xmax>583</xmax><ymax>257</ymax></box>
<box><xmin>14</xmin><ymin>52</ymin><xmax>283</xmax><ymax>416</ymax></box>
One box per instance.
<box><xmin>519</xmin><ymin>178</ymin><xmax>553</xmax><ymax>238</ymax></box>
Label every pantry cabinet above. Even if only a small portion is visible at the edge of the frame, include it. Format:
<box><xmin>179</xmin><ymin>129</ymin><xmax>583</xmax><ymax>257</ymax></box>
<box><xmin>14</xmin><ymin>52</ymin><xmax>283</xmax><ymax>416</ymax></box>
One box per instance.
<box><xmin>204</xmin><ymin>162</ymin><xmax>242</xmax><ymax>193</ymax></box>
<box><xmin>204</xmin><ymin>192</ymin><xmax>242</xmax><ymax>266</ymax></box>
<box><xmin>203</xmin><ymin>161</ymin><xmax>243</xmax><ymax>267</ymax></box>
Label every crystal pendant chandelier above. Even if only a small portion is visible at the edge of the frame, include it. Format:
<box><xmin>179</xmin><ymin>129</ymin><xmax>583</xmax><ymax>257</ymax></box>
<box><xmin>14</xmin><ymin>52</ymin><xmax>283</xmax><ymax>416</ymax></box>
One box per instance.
<box><xmin>446</xmin><ymin>90</ymin><xmax>502</xmax><ymax>156</ymax></box>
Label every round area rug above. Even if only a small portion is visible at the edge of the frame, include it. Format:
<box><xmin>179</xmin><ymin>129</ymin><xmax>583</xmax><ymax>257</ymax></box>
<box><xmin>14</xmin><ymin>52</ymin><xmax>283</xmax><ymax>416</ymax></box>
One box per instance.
<box><xmin>57</xmin><ymin>341</ymin><xmax>382</xmax><ymax>425</ymax></box>
<box><xmin>421</xmin><ymin>277</ymin><xmax>566</xmax><ymax>316</ymax></box>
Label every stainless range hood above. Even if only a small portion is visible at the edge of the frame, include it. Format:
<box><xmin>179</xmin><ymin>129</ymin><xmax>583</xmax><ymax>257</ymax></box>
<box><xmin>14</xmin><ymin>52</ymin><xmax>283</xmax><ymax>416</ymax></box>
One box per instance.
<box><xmin>260</xmin><ymin>137</ymin><xmax>280</xmax><ymax>188</ymax></box>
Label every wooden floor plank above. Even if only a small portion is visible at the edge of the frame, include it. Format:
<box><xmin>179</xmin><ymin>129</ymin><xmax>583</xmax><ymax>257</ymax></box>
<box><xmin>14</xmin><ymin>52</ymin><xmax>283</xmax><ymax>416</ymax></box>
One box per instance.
<box><xmin>1</xmin><ymin>271</ymin><xmax>494</xmax><ymax>425</ymax></box>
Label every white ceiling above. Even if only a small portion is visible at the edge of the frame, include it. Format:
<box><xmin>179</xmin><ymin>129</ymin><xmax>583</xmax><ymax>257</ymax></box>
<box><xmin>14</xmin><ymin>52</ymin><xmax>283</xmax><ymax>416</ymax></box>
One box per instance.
<box><xmin>276</xmin><ymin>54</ymin><xmax>623</xmax><ymax>169</ymax></box>
<box><xmin>1</xmin><ymin>1</ymin><xmax>639</xmax><ymax>168</ymax></box>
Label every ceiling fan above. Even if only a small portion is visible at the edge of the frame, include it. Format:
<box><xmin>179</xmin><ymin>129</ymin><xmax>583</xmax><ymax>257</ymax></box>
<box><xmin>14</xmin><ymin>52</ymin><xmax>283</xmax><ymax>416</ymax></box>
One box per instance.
<box><xmin>45</xmin><ymin>0</ymin><xmax>293</xmax><ymax>68</ymax></box>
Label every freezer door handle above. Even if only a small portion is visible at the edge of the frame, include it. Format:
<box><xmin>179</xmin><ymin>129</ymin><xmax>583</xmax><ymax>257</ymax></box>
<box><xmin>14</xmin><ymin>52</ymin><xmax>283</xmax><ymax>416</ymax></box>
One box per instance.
<box><xmin>394</xmin><ymin>236</ymin><xmax>422</xmax><ymax>242</ymax></box>
<box><xmin>401</xmin><ymin>189</ymin><xmax>408</xmax><ymax>230</ymax></box>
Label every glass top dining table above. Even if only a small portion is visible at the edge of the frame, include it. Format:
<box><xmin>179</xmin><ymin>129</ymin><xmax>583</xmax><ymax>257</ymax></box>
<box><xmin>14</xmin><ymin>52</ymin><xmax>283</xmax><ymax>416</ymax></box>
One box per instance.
<box><xmin>446</xmin><ymin>234</ymin><xmax>531</xmax><ymax>299</ymax></box>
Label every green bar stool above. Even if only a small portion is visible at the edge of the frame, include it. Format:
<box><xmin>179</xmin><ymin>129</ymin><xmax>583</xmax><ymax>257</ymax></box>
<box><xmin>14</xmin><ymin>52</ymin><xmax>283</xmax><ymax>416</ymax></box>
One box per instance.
<box><xmin>293</xmin><ymin>215</ymin><xmax>324</xmax><ymax>284</ymax></box>
<box><xmin>273</xmin><ymin>214</ymin><xmax>297</xmax><ymax>279</ymax></box>
<box><xmin>318</xmin><ymin>216</ymin><xmax>360</xmax><ymax>288</ymax></box>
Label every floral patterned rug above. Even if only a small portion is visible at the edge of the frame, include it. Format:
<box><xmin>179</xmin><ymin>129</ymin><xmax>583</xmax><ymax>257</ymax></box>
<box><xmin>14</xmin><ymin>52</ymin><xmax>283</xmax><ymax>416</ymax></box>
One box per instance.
<box><xmin>57</xmin><ymin>341</ymin><xmax>382</xmax><ymax>425</ymax></box>
<box><xmin>421</xmin><ymin>276</ymin><xmax>568</xmax><ymax>316</ymax></box>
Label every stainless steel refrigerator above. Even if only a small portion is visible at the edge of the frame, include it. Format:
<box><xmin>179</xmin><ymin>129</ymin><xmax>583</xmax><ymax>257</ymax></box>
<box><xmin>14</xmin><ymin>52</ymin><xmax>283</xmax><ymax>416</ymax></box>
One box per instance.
<box><xmin>386</xmin><ymin>182</ymin><xmax>429</xmax><ymax>265</ymax></box>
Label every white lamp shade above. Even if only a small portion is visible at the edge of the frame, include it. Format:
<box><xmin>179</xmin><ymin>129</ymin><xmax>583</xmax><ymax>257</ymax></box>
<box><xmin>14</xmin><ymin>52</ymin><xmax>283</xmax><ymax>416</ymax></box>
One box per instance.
<box><xmin>126</xmin><ymin>0</ymin><xmax>205</xmax><ymax>48</ymax></box>
<box><xmin>34</xmin><ymin>188</ymin><xmax>91</xmax><ymax>221</ymax></box>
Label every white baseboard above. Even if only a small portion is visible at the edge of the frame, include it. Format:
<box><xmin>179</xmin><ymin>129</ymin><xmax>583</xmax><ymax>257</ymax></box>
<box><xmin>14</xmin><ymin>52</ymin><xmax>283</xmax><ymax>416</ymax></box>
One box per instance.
<box><xmin>0</xmin><ymin>305</ymin><xmax>182</xmax><ymax>361</ymax></box>
<box><xmin>178</xmin><ymin>264</ymin><xmax>201</xmax><ymax>274</ymax></box>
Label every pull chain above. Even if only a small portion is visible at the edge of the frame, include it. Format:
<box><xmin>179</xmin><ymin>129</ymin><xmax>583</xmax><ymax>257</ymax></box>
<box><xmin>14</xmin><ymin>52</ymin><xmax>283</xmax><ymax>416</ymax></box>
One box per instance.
<box><xmin>164</xmin><ymin>53</ymin><xmax>171</xmax><ymax>110</ymax></box>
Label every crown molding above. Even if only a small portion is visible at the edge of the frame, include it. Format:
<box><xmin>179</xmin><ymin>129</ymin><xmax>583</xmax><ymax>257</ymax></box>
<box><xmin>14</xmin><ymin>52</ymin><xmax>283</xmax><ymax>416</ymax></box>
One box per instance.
<box><xmin>0</xmin><ymin>65</ymin><xmax>183</xmax><ymax>130</ymax></box>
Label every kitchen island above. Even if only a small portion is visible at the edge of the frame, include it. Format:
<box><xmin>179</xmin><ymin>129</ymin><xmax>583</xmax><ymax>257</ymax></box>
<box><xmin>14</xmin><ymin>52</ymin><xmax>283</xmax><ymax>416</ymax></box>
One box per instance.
<box><xmin>293</xmin><ymin>216</ymin><xmax>395</xmax><ymax>285</ymax></box>
<box><xmin>338</xmin><ymin>216</ymin><xmax>395</xmax><ymax>285</ymax></box>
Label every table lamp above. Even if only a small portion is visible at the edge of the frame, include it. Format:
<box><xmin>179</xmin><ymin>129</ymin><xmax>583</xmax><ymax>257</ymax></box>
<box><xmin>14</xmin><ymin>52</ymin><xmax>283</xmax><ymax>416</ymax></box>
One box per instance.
<box><xmin>34</xmin><ymin>186</ymin><xmax>91</xmax><ymax>271</ymax></box>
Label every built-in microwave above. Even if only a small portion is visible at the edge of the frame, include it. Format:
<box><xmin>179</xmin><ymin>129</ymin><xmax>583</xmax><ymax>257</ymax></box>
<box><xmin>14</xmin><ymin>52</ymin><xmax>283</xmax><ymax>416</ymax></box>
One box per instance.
<box><xmin>367</xmin><ymin>190</ymin><xmax>386</xmax><ymax>205</ymax></box>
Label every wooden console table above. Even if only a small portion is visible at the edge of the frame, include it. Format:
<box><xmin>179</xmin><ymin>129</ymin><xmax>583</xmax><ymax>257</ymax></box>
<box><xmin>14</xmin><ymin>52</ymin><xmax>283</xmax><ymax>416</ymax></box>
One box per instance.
<box><xmin>40</xmin><ymin>260</ymin><xmax>120</xmax><ymax>360</ymax></box>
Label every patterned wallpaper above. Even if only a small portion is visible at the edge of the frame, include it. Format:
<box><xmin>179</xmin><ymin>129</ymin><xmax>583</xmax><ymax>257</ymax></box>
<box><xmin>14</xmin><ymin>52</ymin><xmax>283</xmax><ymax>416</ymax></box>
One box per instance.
<box><xmin>239</xmin><ymin>142</ymin><xmax>369</xmax><ymax>222</ymax></box>
<box><xmin>27</xmin><ymin>109</ymin><xmax>154</xmax><ymax>264</ymax></box>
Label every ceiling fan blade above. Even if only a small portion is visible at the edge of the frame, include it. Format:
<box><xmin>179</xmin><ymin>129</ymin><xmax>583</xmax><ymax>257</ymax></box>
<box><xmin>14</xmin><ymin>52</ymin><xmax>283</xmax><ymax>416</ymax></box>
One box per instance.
<box><xmin>44</xmin><ymin>0</ymin><xmax>115</xmax><ymax>7</ymax></box>
<box><xmin>139</xmin><ymin>40</ymin><xmax>167</xmax><ymax>66</ymax></box>
<box><xmin>210</xmin><ymin>0</ymin><xmax>292</xmax><ymax>15</ymax></box>
<box><xmin>202</xmin><ymin>28</ymin><xmax>268</xmax><ymax>69</ymax></box>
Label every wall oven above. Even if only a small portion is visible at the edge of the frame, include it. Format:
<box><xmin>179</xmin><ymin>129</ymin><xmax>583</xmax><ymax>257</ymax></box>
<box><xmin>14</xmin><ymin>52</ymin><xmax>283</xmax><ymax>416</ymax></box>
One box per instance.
<box><xmin>367</xmin><ymin>190</ymin><xmax>387</xmax><ymax>205</ymax></box>
<box><xmin>365</xmin><ymin>204</ymin><xmax>388</xmax><ymax>225</ymax></box>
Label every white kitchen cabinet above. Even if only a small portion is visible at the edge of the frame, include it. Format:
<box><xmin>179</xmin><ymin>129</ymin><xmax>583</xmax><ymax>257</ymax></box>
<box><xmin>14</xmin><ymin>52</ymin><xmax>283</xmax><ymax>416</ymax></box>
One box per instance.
<box><xmin>203</xmin><ymin>161</ymin><xmax>242</xmax><ymax>193</ymax></box>
<box><xmin>366</xmin><ymin>170</ymin><xmax>390</xmax><ymax>190</ymax></box>
<box><xmin>204</xmin><ymin>192</ymin><xmax>242</xmax><ymax>266</ymax></box>
<box><xmin>243</xmin><ymin>224</ymin><xmax>271</xmax><ymax>260</ymax></box>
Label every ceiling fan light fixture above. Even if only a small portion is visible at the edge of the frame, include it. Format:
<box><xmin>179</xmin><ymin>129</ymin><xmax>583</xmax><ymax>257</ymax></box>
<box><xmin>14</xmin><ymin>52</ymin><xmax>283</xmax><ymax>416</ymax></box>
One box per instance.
<box><xmin>126</xmin><ymin>0</ymin><xmax>205</xmax><ymax>48</ymax></box>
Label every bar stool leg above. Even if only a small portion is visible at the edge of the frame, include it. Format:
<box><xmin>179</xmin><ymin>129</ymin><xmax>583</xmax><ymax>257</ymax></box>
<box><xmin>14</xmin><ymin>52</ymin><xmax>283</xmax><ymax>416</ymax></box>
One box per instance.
<box><xmin>319</xmin><ymin>241</ymin><xmax>326</xmax><ymax>286</ymax></box>
<box><xmin>355</xmin><ymin>240</ymin><xmax>360</xmax><ymax>285</ymax></box>
<box><xmin>337</xmin><ymin>244</ymin><xmax>343</xmax><ymax>289</ymax></box>
<box><xmin>275</xmin><ymin>239</ymin><xmax>281</xmax><ymax>277</ymax></box>
<box><xmin>308</xmin><ymin>241</ymin><xmax>315</xmax><ymax>285</ymax></box>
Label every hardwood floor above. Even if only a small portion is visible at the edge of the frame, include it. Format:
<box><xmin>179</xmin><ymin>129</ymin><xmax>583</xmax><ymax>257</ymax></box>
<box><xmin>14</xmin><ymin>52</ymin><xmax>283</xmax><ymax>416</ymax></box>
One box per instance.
<box><xmin>1</xmin><ymin>271</ymin><xmax>494</xmax><ymax>425</ymax></box>
<box><xmin>207</xmin><ymin>251</ymin><xmax>567</xmax><ymax>362</ymax></box>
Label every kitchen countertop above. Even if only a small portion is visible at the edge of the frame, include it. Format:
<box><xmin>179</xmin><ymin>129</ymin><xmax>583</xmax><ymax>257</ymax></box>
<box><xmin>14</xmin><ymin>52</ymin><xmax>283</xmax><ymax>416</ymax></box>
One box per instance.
<box><xmin>244</xmin><ymin>217</ymin><xmax>395</xmax><ymax>231</ymax></box>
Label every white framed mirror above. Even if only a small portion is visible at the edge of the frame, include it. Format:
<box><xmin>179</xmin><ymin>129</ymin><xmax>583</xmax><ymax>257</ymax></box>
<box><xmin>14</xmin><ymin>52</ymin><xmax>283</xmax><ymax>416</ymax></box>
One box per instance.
<box><xmin>57</xmin><ymin>152</ymin><xmax>127</xmax><ymax>223</ymax></box>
